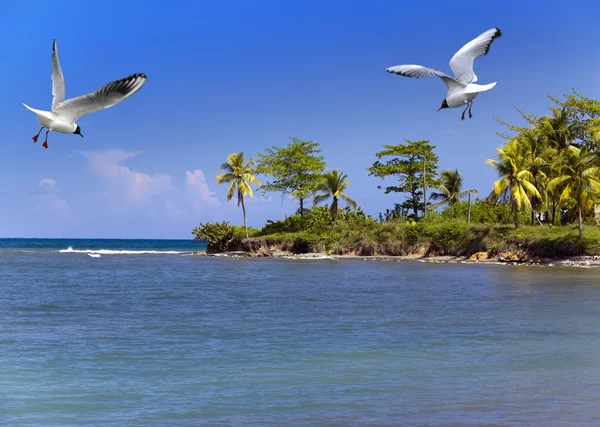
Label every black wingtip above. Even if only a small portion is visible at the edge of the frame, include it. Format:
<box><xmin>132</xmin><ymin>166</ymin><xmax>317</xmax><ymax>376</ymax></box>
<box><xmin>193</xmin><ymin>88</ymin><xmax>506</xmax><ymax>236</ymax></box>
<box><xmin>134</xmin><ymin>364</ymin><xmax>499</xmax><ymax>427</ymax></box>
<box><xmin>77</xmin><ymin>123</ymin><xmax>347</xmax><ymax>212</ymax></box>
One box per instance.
<box><xmin>484</xmin><ymin>28</ymin><xmax>502</xmax><ymax>56</ymax></box>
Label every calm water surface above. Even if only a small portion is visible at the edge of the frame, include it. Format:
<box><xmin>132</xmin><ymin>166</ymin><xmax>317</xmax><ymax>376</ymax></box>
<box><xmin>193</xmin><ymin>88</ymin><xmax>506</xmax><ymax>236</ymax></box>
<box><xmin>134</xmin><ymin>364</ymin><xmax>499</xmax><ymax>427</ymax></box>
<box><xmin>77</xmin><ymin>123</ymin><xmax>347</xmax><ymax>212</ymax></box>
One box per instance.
<box><xmin>1</xmin><ymin>239</ymin><xmax>600</xmax><ymax>425</ymax></box>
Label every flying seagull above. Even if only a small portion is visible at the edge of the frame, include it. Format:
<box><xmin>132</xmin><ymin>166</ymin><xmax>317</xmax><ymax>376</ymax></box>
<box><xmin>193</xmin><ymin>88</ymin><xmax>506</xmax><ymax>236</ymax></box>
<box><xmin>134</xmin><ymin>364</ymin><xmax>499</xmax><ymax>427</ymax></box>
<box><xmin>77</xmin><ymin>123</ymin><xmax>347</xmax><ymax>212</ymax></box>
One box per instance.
<box><xmin>386</xmin><ymin>28</ymin><xmax>502</xmax><ymax>120</ymax></box>
<box><xmin>23</xmin><ymin>40</ymin><xmax>147</xmax><ymax>149</ymax></box>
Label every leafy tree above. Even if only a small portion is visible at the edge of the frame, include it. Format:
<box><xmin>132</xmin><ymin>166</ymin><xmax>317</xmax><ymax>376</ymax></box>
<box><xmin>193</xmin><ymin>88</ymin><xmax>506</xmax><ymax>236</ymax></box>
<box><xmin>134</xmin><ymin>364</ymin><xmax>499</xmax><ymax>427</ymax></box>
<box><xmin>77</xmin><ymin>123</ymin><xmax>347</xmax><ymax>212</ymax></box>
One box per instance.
<box><xmin>547</xmin><ymin>146</ymin><xmax>600</xmax><ymax>239</ymax></box>
<box><xmin>485</xmin><ymin>139</ymin><xmax>541</xmax><ymax>229</ymax></box>
<box><xmin>313</xmin><ymin>169</ymin><xmax>358</xmax><ymax>225</ymax></box>
<box><xmin>517</xmin><ymin>129</ymin><xmax>556</xmax><ymax>224</ymax></box>
<box><xmin>430</xmin><ymin>169</ymin><xmax>477</xmax><ymax>209</ymax></box>
<box><xmin>548</xmin><ymin>89</ymin><xmax>600</xmax><ymax>149</ymax></box>
<box><xmin>257</xmin><ymin>137</ymin><xmax>326</xmax><ymax>217</ymax></box>
<box><xmin>368</xmin><ymin>140</ymin><xmax>438</xmax><ymax>219</ymax></box>
<box><xmin>192</xmin><ymin>221</ymin><xmax>235</xmax><ymax>253</ymax></box>
<box><xmin>536</xmin><ymin>106</ymin><xmax>579</xmax><ymax>150</ymax></box>
<box><xmin>216</xmin><ymin>152</ymin><xmax>261</xmax><ymax>238</ymax></box>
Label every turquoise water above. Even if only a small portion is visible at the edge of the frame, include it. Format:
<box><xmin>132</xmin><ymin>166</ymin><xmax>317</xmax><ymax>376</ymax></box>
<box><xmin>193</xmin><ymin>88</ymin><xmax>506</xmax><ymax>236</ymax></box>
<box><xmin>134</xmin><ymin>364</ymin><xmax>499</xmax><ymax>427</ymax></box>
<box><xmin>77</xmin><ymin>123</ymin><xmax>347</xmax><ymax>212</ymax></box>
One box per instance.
<box><xmin>1</xmin><ymin>239</ymin><xmax>600</xmax><ymax>425</ymax></box>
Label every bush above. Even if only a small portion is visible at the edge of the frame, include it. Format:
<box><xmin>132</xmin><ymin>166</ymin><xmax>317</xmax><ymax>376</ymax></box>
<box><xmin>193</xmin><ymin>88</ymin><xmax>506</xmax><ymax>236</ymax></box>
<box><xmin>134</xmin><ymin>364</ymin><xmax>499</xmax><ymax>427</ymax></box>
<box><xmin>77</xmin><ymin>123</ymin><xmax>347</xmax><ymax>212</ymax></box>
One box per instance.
<box><xmin>192</xmin><ymin>221</ymin><xmax>235</xmax><ymax>253</ymax></box>
<box><xmin>441</xmin><ymin>200</ymin><xmax>530</xmax><ymax>224</ymax></box>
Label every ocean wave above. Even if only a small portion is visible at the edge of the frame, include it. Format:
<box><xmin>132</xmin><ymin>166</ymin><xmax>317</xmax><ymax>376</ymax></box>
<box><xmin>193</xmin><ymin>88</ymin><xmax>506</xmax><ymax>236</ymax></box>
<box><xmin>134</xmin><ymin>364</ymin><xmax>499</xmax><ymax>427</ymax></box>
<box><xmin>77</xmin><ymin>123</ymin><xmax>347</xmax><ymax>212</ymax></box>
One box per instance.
<box><xmin>58</xmin><ymin>246</ymin><xmax>185</xmax><ymax>255</ymax></box>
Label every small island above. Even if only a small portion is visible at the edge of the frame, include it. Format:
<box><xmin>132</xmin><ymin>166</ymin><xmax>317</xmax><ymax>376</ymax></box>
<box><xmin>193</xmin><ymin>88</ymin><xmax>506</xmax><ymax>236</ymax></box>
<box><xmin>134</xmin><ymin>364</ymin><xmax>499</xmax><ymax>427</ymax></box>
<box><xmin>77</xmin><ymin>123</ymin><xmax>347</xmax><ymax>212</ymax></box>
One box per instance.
<box><xmin>193</xmin><ymin>90</ymin><xmax>600</xmax><ymax>265</ymax></box>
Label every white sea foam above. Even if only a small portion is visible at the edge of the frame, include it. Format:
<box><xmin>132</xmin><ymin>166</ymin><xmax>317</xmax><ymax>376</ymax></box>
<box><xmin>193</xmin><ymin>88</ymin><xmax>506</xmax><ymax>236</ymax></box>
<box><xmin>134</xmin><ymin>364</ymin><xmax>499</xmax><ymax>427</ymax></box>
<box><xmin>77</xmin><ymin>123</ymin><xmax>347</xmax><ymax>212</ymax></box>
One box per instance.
<box><xmin>59</xmin><ymin>246</ymin><xmax>185</xmax><ymax>255</ymax></box>
<box><xmin>87</xmin><ymin>253</ymin><xmax>101</xmax><ymax>258</ymax></box>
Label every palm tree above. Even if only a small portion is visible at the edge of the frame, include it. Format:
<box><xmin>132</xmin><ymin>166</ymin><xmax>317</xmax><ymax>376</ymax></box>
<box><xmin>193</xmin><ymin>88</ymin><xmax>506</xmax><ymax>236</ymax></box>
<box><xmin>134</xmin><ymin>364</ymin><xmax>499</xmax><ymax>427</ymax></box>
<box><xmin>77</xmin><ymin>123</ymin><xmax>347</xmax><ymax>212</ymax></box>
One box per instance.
<box><xmin>517</xmin><ymin>129</ymin><xmax>556</xmax><ymax>224</ymax></box>
<box><xmin>547</xmin><ymin>146</ymin><xmax>600</xmax><ymax>240</ymax></box>
<box><xmin>588</xmin><ymin>118</ymin><xmax>600</xmax><ymax>144</ymax></box>
<box><xmin>537</xmin><ymin>107</ymin><xmax>578</xmax><ymax>150</ymax></box>
<box><xmin>313</xmin><ymin>169</ymin><xmax>358</xmax><ymax>225</ymax></box>
<box><xmin>485</xmin><ymin>139</ymin><xmax>541</xmax><ymax>229</ymax></box>
<box><xmin>430</xmin><ymin>169</ymin><xmax>477</xmax><ymax>209</ymax></box>
<box><xmin>216</xmin><ymin>152</ymin><xmax>262</xmax><ymax>238</ymax></box>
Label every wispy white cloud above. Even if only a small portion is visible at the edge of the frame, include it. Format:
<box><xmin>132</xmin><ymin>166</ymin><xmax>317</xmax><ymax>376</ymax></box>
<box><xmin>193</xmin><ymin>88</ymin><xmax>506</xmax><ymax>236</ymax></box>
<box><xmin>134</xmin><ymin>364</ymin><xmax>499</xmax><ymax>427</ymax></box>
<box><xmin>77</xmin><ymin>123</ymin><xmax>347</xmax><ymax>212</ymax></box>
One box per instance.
<box><xmin>185</xmin><ymin>170</ymin><xmax>220</xmax><ymax>213</ymax></box>
<box><xmin>34</xmin><ymin>178</ymin><xmax>71</xmax><ymax>217</ymax></box>
<box><xmin>81</xmin><ymin>150</ymin><xmax>172</xmax><ymax>202</ymax></box>
<box><xmin>38</xmin><ymin>177</ymin><xmax>57</xmax><ymax>188</ymax></box>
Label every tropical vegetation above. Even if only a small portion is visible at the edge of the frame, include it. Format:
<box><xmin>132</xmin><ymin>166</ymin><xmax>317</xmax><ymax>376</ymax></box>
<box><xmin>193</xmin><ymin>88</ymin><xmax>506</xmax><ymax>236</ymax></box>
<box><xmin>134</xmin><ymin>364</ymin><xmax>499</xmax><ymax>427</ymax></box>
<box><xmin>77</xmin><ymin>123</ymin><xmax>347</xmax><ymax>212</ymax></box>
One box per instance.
<box><xmin>193</xmin><ymin>90</ymin><xmax>600</xmax><ymax>257</ymax></box>
<box><xmin>215</xmin><ymin>152</ymin><xmax>261</xmax><ymax>238</ymax></box>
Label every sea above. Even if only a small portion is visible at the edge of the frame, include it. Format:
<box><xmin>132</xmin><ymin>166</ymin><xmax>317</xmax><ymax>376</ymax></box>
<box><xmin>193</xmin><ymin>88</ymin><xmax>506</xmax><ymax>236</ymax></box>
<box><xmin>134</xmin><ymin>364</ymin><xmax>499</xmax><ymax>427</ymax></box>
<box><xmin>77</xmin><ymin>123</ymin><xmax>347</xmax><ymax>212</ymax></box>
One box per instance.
<box><xmin>1</xmin><ymin>238</ymin><xmax>600</xmax><ymax>426</ymax></box>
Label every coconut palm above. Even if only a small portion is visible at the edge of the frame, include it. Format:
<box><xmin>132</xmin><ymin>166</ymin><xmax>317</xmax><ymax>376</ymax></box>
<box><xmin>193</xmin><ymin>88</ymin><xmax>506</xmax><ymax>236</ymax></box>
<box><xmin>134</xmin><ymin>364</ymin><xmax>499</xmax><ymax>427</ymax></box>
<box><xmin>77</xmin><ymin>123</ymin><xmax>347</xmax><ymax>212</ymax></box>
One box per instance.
<box><xmin>536</xmin><ymin>107</ymin><xmax>578</xmax><ymax>150</ymax></box>
<box><xmin>430</xmin><ymin>169</ymin><xmax>477</xmax><ymax>209</ymax></box>
<box><xmin>547</xmin><ymin>146</ymin><xmax>600</xmax><ymax>240</ymax></box>
<box><xmin>313</xmin><ymin>169</ymin><xmax>358</xmax><ymax>224</ymax></box>
<box><xmin>517</xmin><ymin>129</ymin><xmax>556</xmax><ymax>224</ymax></box>
<box><xmin>588</xmin><ymin>117</ymin><xmax>600</xmax><ymax>144</ymax></box>
<box><xmin>485</xmin><ymin>139</ymin><xmax>541</xmax><ymax>229</ymax></box>
<box><xmin>216</xmin><ymin>152</ymin><xmax>262</xmax><ymax>238</ymax></box>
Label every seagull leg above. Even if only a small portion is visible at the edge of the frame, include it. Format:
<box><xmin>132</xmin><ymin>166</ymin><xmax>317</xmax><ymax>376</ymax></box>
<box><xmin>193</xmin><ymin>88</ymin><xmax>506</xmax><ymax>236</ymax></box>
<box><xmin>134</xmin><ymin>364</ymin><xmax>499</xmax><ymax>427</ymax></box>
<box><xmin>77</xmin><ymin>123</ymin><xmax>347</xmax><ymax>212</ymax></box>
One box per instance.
<box><xmin>32</xmin><ymin>126</ymin><xmax>44</xmax><ymax>143</ymax></box>
<box><xmin>461</xmin><ymin>104</ymin><xmax>469</xmax><ymax>121</ymax></box>
<box><xmin>42</xmin><ymin>129</ymin><xmax>50</xmax><ymax>149</ymax></box>
<box><xmin>468</xmin><ymin>101</ymin><xmax>473</xmax><ymax>119</ymax></box>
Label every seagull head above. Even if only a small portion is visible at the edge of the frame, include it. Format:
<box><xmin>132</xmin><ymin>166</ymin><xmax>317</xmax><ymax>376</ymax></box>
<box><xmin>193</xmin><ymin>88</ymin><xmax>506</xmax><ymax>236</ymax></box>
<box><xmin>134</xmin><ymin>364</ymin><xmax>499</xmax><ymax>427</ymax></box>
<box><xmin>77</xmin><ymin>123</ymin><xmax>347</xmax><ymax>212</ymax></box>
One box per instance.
<box><xmin>437</xmin><ymin>99</ymin><xmax>449</xmax><ymax>112</ymax></box>
<box><xmin>73</xmin><ymin>125</ymin><xmax>83</xmax><ymax>138</ymax></box>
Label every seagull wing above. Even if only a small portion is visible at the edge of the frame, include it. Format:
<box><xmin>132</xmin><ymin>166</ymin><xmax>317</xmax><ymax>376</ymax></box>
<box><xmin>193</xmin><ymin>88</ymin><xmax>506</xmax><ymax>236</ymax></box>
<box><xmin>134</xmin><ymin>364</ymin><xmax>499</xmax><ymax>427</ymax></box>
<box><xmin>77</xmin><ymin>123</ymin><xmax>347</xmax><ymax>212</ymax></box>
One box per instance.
<box><xmin>51</xmin><ymin>39</ymin><xmax>65</xmax><ymax>112</ymax></box>
<box><xmin>449</xmin><ymin>28</ymin><xmax>501</xmax><ymax>83</ymax></box>
<box><xmin>53</xmin><ymin>73</ymin><xmax>147</xmax><ymax>123</ymax></box>
<box><xmin>386</xmin><ymin>64</ymin><xmax>464</xmax><ymax>94</ymax></box>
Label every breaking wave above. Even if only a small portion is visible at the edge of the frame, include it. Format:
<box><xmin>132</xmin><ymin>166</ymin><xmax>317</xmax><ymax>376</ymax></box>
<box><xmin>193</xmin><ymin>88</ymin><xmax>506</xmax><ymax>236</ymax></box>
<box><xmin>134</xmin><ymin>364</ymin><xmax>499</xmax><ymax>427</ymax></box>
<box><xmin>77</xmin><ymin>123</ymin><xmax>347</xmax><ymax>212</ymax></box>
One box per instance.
<box><xmin>58</xmin><ymin>246</ymin><xmax>186</xmax><ymax>256</ymax></box>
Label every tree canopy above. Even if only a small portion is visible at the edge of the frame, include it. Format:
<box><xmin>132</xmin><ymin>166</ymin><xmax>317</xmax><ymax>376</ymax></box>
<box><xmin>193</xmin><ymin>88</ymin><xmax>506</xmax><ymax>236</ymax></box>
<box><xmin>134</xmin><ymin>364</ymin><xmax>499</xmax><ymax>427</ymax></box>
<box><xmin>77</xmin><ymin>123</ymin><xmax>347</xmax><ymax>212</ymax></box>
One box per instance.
<box><xmin>257</xmin><ymin>137</ymin><xmax>326</xmax><ymax>216</ymax></box>
<box><xmin>368</xmin><ymin>139</ymin><xmax>438</xmax><ymax>219</ymax></box>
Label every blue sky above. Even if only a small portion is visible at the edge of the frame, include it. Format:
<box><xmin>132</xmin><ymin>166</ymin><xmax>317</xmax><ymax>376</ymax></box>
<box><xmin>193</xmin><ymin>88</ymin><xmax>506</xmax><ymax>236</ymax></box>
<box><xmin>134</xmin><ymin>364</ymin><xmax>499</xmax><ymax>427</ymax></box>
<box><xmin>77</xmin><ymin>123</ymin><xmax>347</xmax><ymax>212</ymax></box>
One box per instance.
<box><xmin>1</xmin><ymin>0</ymin><xmax>599</xmax><ymax>238</ymax></box>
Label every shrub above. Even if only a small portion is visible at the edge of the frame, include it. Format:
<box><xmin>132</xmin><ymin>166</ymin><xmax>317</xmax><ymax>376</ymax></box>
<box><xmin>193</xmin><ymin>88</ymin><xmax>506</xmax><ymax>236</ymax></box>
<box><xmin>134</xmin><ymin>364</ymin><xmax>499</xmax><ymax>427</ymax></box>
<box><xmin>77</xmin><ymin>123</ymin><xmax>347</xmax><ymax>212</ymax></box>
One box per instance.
<box><xmin>192</xmin><ymin>221</ymin><xmax>235</xmax><ymax>253</ymax></box>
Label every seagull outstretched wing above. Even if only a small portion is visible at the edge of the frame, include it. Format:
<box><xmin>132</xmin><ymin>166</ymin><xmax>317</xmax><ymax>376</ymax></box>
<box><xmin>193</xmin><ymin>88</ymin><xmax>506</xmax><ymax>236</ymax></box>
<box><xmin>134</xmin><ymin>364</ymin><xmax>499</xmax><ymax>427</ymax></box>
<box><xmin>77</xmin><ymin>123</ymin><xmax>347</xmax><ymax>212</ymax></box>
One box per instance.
<box><xmin>51</xmin><ymin>39</ymin><xmax>65</xmax><ymax>112</ymax></box>
<box><xmin>449</xmin><ymin>28</ymin><xmax>502</xmax><ymax>84</ymax></box>
<box><xmin>386</xmin><ymin>64</ymin><xmax>464</xmax><ymax>94</ymax></box>
<box><xmin>53</xmin><ymin>73</ymin><xmax>147</xmax><ymax>123</ymax></box>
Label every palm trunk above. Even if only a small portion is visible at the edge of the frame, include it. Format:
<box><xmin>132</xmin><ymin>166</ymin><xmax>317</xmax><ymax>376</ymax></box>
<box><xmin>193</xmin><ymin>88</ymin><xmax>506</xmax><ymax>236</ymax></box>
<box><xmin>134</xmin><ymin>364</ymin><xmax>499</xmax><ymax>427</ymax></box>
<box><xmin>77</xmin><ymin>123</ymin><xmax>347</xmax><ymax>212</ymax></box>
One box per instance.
<box><xmin>531</xmin><ymin>210</ymin><xmax>535</xmax><ymax>226</ymax></box>
<box><xmin>512</xmin><ymin>197</ymin><xmax>519</xmax><ymax>229</ymax></box>
<box><xmin>331</xmin><ymin>197</ymin><xmax>338</xmax><ymax>229</ymax></box>
<box><xmin>467</xmin><ymin>193</ymin><xmax>472</xmax><ymax>224</ymax></box>
<box><xmin>241</xmin><ymin>194</ymin><xmax>248</xmax><ymax>239</ymax></box>
<box><xmin>578</xmin><ymin>202</ymin><xmax>583</xmax><ymax>240</ymax></box>
<box><xmin>551</xmin><ymin>200</ymin><xmax>557</xmax><ymax>225</ymax></box>
<box><xmin>422</xmin><ymin>157</ymin><xmax>427</xmax><ymax>218</ymax></box>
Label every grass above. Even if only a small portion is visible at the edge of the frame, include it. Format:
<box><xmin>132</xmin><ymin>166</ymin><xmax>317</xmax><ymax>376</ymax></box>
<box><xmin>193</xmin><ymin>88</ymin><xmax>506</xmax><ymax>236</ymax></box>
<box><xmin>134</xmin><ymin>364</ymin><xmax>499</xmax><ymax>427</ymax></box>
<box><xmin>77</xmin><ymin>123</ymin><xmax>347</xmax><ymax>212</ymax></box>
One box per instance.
<box><xmin>244</xmin><ymin>222</ymin><xmax>600</xmax><ymax>258</ymax></box>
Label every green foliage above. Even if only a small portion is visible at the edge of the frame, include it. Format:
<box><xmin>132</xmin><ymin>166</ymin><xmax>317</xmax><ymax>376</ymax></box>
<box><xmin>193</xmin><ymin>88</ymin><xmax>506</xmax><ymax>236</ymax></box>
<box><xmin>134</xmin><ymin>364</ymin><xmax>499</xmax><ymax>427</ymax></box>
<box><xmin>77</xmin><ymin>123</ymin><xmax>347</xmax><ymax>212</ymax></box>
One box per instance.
<box><xmin>430</xmin><ymin>169</ymin><xmax>477</xmax><ymax>208</ymax></box>
<box><xmin>368</xmin><ymin>139</ymin><xmax>439</xmax><ymax>219</ymax></box>
<box><xmin>192</xmin><ymin>221</ymin><xmax>235</xmax><ymax>253</ymax></box>
<box><xmin>313</xmin><ymin>169</ymin><xmax>358</xmax><ymax>222</ymax></box>
<box><xmin>486</xmin><ymin>139</ymin><xmax>541</xmax><ymax>228</ymax></box>
<box><xmin>257</xmin><ymin>137</ymin><xmax>326</xmax><ymax>215</ymax></box>
<box><xmin>441</xmin><ymin>200</ymin><xmax>530</xmax><ymax>224</ymax></box>
<box><xmin>216</xmin><ymin>152</ymin><xmax>262</xmax><ymax>238</ymax></box>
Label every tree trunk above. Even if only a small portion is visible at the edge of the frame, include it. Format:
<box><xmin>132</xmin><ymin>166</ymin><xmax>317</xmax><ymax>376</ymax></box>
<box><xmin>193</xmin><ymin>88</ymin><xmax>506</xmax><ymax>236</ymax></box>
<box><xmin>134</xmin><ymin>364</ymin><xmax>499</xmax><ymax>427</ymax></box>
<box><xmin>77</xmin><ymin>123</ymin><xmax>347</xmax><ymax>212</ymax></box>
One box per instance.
<box><xmin>467</xmin><ymin>193</ymin><xmax>471</xmax><ymax>224</ymax></box>
<box><xmin>578</xmin><ymin>202</ymin><xmax>583</xmax><ymax>240</ymax></box>
<box><xmin>299</xmin><ymin>198</ymin><xmax>304</xmax><ymax>218</ymax></box>
<box><xmin>551</xmin><ymin>201</ymin><xmax>557</xmax><ymax>225</ymax></box>
<box><xmin>513</xmin><ymin>198</ymin><xmax>519</xmax><ymax>229</ymax></box>
<box><xmin>411</xmin><ymin>189</ymin><xmax>419</xmax><ymax>219</ymax></box>
<box><xmin>422</xmin><ymin>156</ymin><xmax>427</xmax><ymax>218</ymax></box>
<box><xmin>241</xmin><ymin>194</ymin><xmax>249</xmax><ymax>239</ymax></box>
<box><xmin>332</xmin><ymin>197</ymin><xmax>338</xmax><ymax>229</ymax></box>
<box><xmin>531</xmin><ymin>210</ymin><xmax>535</xmax><ymax>226</ymax></box>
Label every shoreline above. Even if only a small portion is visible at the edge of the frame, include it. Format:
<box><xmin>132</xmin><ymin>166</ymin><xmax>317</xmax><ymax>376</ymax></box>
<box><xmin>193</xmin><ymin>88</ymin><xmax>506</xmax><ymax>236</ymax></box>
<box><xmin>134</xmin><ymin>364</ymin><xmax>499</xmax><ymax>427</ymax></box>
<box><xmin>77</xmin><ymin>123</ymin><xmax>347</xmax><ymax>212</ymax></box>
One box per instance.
<box><xmin>194</xmin><ymin>250</ymin><xmax>600</xmax><ymax>268</ymax></box>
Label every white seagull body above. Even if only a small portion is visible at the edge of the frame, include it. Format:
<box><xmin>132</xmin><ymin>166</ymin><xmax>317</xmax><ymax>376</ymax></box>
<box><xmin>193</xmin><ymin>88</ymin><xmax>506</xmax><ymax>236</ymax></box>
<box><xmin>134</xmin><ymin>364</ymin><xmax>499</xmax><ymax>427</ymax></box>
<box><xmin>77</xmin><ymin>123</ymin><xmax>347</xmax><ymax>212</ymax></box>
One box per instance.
<box><xmin>23</xmin><ymin>40</ymin><xmax>147</xmax><ymax>148</ymax></box>
<box><xmin>386</xmin><ymin>28</ymin><xmax>502</xmax><ymax>120</ymax></box>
